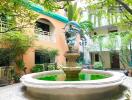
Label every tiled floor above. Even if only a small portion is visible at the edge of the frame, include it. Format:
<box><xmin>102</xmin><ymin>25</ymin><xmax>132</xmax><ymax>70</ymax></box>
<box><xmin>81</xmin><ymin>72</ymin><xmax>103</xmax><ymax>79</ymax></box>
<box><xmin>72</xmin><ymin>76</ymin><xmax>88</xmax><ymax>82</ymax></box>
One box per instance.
<box><xmin>0</xmin><ymin>77</ymin><xmax>132</xmax><ymax>100</ymax></box>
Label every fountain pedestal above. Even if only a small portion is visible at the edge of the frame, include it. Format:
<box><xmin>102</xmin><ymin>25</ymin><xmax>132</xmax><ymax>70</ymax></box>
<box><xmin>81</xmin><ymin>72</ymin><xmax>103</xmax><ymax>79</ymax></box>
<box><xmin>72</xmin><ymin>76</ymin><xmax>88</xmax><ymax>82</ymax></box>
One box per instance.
<box><xmin>63</xmin><ymin>53</ymin><xmax>81</xmax><ymax>80</ymax></box>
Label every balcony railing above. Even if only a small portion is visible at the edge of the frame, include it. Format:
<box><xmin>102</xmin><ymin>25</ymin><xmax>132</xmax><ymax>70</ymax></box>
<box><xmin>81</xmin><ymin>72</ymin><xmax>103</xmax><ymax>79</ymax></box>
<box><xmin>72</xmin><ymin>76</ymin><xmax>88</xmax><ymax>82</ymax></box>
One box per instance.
<box><xmin>35</xmin><ymin>30</ymin><xmax>56</xmax><ymax>43</ymax></box>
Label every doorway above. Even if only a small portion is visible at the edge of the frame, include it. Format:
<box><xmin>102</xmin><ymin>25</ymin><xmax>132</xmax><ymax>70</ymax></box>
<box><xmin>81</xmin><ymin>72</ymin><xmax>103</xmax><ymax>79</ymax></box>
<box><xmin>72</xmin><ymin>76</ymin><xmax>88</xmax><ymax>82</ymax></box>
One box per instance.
<box><xmin>110</xmin><ymin>52</ymin><xmax>120</xmax><ymax>69</ymax></box>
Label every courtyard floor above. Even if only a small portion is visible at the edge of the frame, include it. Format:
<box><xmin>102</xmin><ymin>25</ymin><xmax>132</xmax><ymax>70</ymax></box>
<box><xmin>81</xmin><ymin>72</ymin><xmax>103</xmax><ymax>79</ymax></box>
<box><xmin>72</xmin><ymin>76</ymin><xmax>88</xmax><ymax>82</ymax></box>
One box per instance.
<box><xmin>0</xmin><ymin>76</ymin><xmax>132</xmax><ymax>100</ymax></box>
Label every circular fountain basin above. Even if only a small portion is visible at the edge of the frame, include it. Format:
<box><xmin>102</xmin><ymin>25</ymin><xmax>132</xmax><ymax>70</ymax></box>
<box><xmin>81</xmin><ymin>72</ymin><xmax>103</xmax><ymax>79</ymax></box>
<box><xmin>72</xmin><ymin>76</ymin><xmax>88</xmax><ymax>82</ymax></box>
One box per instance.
<box><xmin>20</xmin><ymin>69</ymin><xmax>126</xmax><ymax>99</ymax></box>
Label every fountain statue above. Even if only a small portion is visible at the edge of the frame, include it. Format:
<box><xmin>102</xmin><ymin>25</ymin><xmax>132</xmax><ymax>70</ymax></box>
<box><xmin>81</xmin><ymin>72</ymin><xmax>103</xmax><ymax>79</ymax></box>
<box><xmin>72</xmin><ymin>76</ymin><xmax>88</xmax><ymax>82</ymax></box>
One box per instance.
<box><xmin>20</xmin><ymin>21</ymin><xmax>126</xmax><ymax>100</ymax></box>
<box><xmin>63</xmin><ymin>21</ymin><xmax>83</xmax><ymax>80</ymax></box>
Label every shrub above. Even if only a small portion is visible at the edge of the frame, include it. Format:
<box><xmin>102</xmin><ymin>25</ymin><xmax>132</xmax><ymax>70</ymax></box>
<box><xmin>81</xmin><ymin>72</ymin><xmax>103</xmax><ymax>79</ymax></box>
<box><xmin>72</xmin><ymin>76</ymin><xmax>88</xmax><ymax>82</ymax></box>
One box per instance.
<box><xmin>93</xmin><ymin>62</ymin><xmax>103</xmax><ymax>70</ymax></box>
<box><xmin>31</xmin><ymin>64</ymin><xmax>44</xmax><ymax>73</ymax></box>
<box><xmin>48</xmin><ymin>64</ymin><xmax>56</xmax><ymax>70</ymax></box>
<box><xmin>16</xmin><ymin>59</ymin><xmax>25</xmax><ymax>70</ymax></box>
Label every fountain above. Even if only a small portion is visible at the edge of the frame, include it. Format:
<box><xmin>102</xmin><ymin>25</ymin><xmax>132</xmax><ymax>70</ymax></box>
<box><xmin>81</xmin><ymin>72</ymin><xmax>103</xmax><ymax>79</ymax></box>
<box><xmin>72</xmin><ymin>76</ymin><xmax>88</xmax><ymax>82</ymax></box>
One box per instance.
<box><xmin>62</xmin><ymin>21</ymin><xmax>82</xmax><ymax>80</ymax></box>
<box><xmin>20</xmin><ymin>21</ymin><xmax>126</xmax><ymax>100</ymax></box>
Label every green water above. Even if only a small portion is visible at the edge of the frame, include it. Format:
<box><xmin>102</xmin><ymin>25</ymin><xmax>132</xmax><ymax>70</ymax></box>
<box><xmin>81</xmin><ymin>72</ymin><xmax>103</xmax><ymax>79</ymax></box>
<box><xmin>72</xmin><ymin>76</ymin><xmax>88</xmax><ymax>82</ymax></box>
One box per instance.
<box><xmin>37</xmin><ymin>73</ymin><xmax>111</xmax><ymax>81</ymax></box>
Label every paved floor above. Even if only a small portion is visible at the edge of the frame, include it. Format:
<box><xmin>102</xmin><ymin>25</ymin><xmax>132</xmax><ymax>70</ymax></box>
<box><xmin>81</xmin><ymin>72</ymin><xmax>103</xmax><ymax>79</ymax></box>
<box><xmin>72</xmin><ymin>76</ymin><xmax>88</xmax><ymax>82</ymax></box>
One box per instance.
<box><xmin>0</xmin><ymin>77</ymin><xmax>132</xmax><ymax>100</ymax></box>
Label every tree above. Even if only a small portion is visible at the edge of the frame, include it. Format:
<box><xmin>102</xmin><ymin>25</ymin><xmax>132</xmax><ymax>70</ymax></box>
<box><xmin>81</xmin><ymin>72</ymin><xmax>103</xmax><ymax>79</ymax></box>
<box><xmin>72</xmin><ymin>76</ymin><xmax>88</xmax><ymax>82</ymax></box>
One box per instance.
<box><xmin>79</xmin><ymin>21</ymin><xmax>93</xmax><ymax>35</ymax></box>
<box><xmin>91</xmin><ymin>34</ymin><xmax>105</xmax><ymax>67</ymax></box>
<box><xmin>120</xmin><ymin>31</ymin><xmax>132</xmax><ymax>68</ymax></box>
<box><xmin>0</xmin><ymin>0</ymin><xmax>37</xmax><ymax>33</ymax></box>
<box><xmin>86</xmin><ymin>0</ymin><xmax>132</xmax><ymax>28</ymax></box>
<box><xmin>66</xmin><ymin>2</ymin><xmax>82</xmax><ymax>22</ymax></box>
<box><xmin>115</xmin><ymin>0</ymin><xmax>132</xmax><ymax>14</ymax></box>
<box><xmin>92</xmin><ymin>31</ymin><xmax>132</xmax><ymax>69</ymax></box>
<box><xmin>32</xmin><ymin>0</ymin><xmax>63</xmax><ymax>11</ymax></box>
<box><xmin>0</xmin><ymin>31</ymin><xmax>33</xmax><ymax>68</ymax></box>
<box><xmin>0</xmin><ymin>0</ymin><xmax>65</xmax><ymax>33</ymax></box>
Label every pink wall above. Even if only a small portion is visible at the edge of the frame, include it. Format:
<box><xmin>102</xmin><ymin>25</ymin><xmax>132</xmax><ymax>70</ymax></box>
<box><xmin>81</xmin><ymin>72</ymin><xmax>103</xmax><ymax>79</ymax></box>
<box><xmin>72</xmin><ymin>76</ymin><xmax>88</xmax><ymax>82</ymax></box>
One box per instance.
<box><xmin>23</xmin><ymin>13</ymin><xmax>68</xmax><ymax>72</ymax></box>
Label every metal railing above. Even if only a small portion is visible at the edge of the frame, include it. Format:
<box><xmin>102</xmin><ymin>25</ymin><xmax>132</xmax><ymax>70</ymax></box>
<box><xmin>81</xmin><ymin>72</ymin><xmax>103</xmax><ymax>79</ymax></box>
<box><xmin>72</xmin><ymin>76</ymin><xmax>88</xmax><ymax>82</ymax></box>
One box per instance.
<box><xmin>35</xmin><ymin>30</ymin><xmax>56</xmax><ymax>42</ymax></box>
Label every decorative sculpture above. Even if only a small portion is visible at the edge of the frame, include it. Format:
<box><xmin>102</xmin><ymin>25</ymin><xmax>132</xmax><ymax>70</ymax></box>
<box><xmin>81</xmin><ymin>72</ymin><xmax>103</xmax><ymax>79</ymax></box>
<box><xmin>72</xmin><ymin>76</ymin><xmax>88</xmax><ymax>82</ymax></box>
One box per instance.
<box><xmin>64</xmin><ymin>21</ymin><xmax>82</xmax><ymax>52</ymax></box>
<box><xmin>63</xmin><ymin>21</ymin><xmax>82</xmax><ymax>79</ymax></box>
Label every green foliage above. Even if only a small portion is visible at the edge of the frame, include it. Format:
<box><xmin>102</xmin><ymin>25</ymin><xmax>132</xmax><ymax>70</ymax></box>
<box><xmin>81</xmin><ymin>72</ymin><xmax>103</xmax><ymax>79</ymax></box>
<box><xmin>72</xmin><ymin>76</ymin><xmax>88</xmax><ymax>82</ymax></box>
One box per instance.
<box><xmin>120</xmin><ymin>31</ymin><xmax>132</xmax><ymax>68</ymax></box>
<box><xmin>103</xmin><ymin>32</ymin><xmax>118</xmax><ymax>51</ymax></box>
<box><xmin>92</xmin><ymin>31</ymin><xmax>132</xmax><ymax>68</ymax></box>
<box><xmin>86</xmin><ymin>0</ymin><xmax>132</xmax><ymax>28</ymax></box>
<box><xmin>0</xmin><ymin>0</ymin><xmax>65</xmax><ymax>33</ymax></box>
<box><xmin>32</xmin><ymin>0</ymin><xmax>63</xmax><ymax>11</ymax></box>
<box><xmin>66</xmin><ymin>2</ymin><xmax>82</xmax><ymax>22</ymax></box>
<box><xmin>0</xmin><ymin>0</ymin><xmax>38</xmax><ymax>33</ymax></box>
<box><xmin>93</xmin><ymin>62</ymin><xmax>103</xmax><ymax>70</ymax></box>
<box><xmin>0</xmin><ymin>31</ymin><xmax>33</xmax><ymax>64</ymax></box>
<box><xmin>48</xmin><ymin>64</ymin><xmax>56</xmax><ymax>70</ymax></box>
<box><xmin>92</xmin><ymin>34</ymin><xmax>104</xmax><ymax>51</ymax></box>
<box><xmin>13</xmin><ymin>73</ymin><xmax>21</xmax><ymax>83</ymax></box>
<box><xmin>41</xmin><ymin>0</ymin><xmax>61</xmax><ymax>11</ymax></box>
<box><xmin>122</xmin><ymin>31</ymin><xmax>132</xmax><ymax>46</ymax></box>
<box><xmin>16</xmin><ymin>59</ymin><xmax>25</xmax><ymax>70</ymax></box>
<box><xmin>0</xmin><ymin>49</ymin><xmax>11</xmax><ymax>65</ymax></box>
<box><xmin>31</xmin><ymin>64</ymin><xmax>44</xmax><ymax>73</ymax></box>
<box><xmin>79</xmin><ymin>21</ymin><xmax>93</xmax><ymax>33</ymax></box>
<box><xmin>49</xmin><ymin>49</ymin><xmax>59</xmax><ymax>58</ymax></box>
<box><xmin>39</xmin><ymin>48</ymin><xmax>59</xmax><ymax>58</ymax></box>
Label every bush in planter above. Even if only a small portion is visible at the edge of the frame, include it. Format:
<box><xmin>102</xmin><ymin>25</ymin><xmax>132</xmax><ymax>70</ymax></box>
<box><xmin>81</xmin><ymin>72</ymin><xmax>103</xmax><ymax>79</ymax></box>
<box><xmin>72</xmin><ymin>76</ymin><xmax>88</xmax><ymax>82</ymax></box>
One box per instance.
<box><xmin>31</xmin><ymin>64</ymin><xmax>44</xmax><ymax>73</ymax></box>
<box><xmin>48</xmin><ymin>49</ymin><xmax>58</xmax><ymax>59</ymax></box>
<box><xmin>13</xmin><ymin>73</ymin><xmax>21</xmax><ymax>83</ymax></box>
<box><xmin>48</xmin><ymin>64</ymin><xmax>56</xmax><ymax>70</ymax></box>
<box><xmin>93</xmin><ymin>62</ymin><xmax>103</xmax><ymax>70</ymax></box>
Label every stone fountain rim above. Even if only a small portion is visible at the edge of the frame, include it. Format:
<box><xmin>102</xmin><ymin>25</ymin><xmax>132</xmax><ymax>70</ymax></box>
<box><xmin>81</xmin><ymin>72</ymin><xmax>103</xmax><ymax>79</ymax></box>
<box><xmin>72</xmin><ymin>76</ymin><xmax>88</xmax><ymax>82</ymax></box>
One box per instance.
<box><xmin>64</xmin><ymin>52</ymin><xmax>80</xmax><ymax>56</ymax></box>
<box><xmin>20</xmin><ymin>69</ymin><xmax>126</xmax><ymax>89</ymax></box>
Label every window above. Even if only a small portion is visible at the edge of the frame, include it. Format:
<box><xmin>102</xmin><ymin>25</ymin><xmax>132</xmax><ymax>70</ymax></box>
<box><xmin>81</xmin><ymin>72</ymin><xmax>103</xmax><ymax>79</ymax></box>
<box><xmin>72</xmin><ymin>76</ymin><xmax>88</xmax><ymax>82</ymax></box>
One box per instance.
<box><xmin>95</xmin><ymin>53</ymin><xmax>99</xmax><ymax>62</ymax></box>
<box><xmin>35</xmin><ymin>20</ymin><xmax>50</xmax><ymax>35</ymax></box>
<box><xmin>35</xmin><ymin>50</ymin><xmax>55</xmax><ymax>64</ymax></box>
<box><xmin>36</xmin><ymin>21</ymin><xmax>50</xmax><ymax>32</ymax></box>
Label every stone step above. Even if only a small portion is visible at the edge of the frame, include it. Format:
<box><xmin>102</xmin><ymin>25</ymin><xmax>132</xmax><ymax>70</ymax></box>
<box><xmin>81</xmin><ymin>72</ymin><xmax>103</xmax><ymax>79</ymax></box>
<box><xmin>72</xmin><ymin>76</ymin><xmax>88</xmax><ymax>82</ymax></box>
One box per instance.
<box><xmin>0</xmin><ymin>79</ymin><xmax>9</xmax><ymax>87</ymax></box>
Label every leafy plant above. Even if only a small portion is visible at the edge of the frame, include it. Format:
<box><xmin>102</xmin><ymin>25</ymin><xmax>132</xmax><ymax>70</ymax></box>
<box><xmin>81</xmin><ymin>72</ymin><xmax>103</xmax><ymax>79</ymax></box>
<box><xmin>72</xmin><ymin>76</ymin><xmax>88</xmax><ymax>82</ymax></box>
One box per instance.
<box><xmin>0</xmin><ymin>31</ymin><xmax>33</xmax><ymax>58</ymax></box>
<box><xmin>40</xmin><ymin>0</ymin><xmax>61</xmax><ymax>11</ymax></box>
<box><xmin>79</xmin><ymin>21</ymin><xmax>94</xmax><ymax>35</ymax></box>
<box><xmin>86</xmin><ymin>0</ymin><xmax>132</xmax><ymax>28</ymax></box>
<box><xmin>66</xmin><ymin>2</ymin><xmax>82</xmax><ymax>22</ymax></box>
<box><xmin>93</xmin><ymin>62</ymin><xmax>103</xmax><ymax>70</ymax></box>
<box><xmin>31</xmin><ymin>64</ymin><xmax>44</xmax><ymax>73</ymax></box>
<box><xmin>0</xmin><ymin>0</ymin><xmax>38</xmax><ymax>33</ymax></box>
<box><xmin>48</xmin><ymin>64</ymin><xmax>56</xmax><ymax>70</ymax></box>
<box><xmin>120</xmin><ymin>31</ymin><xmax>132</xmax><ymax>68</ymax></box>
<box><xmin>92</xmin><ymin>31</ymin><xmax>132</xmax><ymax>69</ymax></box>
<box><xmin>16</xmin><ymin>59</ymin><xmax>25</xmax><ymax>70</ymax></box>
<box><xmin>0</xmin><ymin>0</ymin><xmax>65</xmax><ymax>33</ymax></box>
<box><xmin>0</xmin><ymin>31</ymin><xmax>33</xmax><ymax>73</ymax></box>
<box><xmin>49</xmin><ymin>49</ymin><xmax>59</xmax><ymax>58</ymax></box>
<box><xmin>38</xmin><ymin>48</ymin><xmax>58</xmax><ymax>62</ymax></box>
<box><xmin>13</xmin><ymin>73</ymin><xmax>21</xmax><ymax>83</ymax></box>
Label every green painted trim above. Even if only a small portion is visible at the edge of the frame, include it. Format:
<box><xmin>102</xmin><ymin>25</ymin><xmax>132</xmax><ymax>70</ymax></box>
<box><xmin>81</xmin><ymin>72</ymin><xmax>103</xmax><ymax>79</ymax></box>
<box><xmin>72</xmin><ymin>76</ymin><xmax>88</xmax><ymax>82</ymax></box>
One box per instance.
<box><xmin>22</xmin><ymin>0</ymin><xmax>69</xmax><ymax>23</ymax></box>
